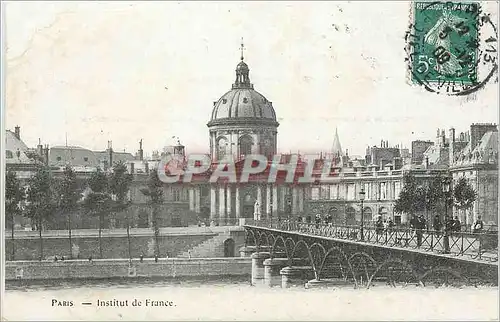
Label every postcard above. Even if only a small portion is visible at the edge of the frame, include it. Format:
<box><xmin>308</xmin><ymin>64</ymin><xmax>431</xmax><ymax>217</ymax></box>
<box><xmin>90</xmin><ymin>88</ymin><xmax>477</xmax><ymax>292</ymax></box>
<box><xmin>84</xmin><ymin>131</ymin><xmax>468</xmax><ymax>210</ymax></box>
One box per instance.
<box><xmin>2</xmin><ymin>1</ymin><xmax>498</xmax><ymax>321</ymax></box>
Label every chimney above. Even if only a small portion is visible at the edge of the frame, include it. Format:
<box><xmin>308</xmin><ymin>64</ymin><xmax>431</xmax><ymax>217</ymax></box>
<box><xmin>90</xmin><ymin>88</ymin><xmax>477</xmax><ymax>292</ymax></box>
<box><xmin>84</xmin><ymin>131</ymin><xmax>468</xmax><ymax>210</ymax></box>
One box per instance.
<box><xmin>449</xmin><ymin>128</ymin><xmax>456</xmax><ymax>164</ymax></box>
<box><xmin>14</xmin><ymin>126</ymin><xmax>20</xmax><ymax>140</ymax></box>
<box><xmin>108</xmin><ymin>141</ymin><xmax>113</xmax><ymax>168</ymax></box>
<box><xmin>37</xmin><ymin>138</ymin><xmax>43</xmax><ymax>156</ymax></box>
<box><xmin>44</xmin><ymin>145</ymin><xmax>50</xmax><ymax>166</ymax></box>
<box><xmin>138</xmin><ymin>139</ymin><xmax>144</xmax><ymax>161</ymax></box>
<box><xmin>449</xmin><ymin>128</ymin><xmax>456</xmax><ymax>143</ymax></box>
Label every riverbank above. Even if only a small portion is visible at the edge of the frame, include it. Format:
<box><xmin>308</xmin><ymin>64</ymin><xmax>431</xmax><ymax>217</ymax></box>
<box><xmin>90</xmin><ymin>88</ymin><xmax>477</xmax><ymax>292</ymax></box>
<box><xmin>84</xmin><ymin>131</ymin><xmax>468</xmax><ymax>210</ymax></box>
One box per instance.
<box><xmin>4</xmin><ymin>280</ymin><xmax>498</xmax><ymax>321</ymax></box>
<box><xmin>5</xmin><ymin>257</ymin><xmax>251</xmax><ymax>281</ymax></box>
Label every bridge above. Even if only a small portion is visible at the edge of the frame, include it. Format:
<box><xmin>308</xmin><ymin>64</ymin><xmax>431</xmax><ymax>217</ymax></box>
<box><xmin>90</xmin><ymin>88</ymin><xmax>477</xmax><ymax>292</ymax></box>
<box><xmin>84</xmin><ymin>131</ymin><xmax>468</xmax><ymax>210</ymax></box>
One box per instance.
<box><xmin>242</xmin><ymin>219</ymin><xmax>498</xmax><ymax>289</ymax></box>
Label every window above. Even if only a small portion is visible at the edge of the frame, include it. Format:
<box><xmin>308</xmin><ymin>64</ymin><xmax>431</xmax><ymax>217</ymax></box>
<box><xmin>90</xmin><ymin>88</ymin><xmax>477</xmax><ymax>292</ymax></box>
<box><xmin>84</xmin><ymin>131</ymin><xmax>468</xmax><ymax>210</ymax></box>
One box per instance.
<box><xmin>395</xmin><ymin>181</ymin><xmax>401</xmax><ymax>199</ymax></box>
<box><xmin>380</xmin><ymin>182</ymin><xmax>387</xmax><ymax>200</ymax></box>
<box><xmin>311</xmin><ymin>187</ymin><xmax>320</xmax><ymax>200</ymax></box>
<box><xmin>364</xmin><ymin>183</ymin><xmax>371</xmax><ymax>200</ymax></box>
<box><xmin>6</xmin><ymin>150</ymin><xmax>13</xmax><ymax>159</ymax></box>
<box><xmin>57</xmin><ymin>156</ymin><xmax>62</xmax><ymax>161</ymax></box>
<box><xmin>217</xmin><ymin>137</ymin><xmax>227</xmax><ymax>160</ymax></box>
<box><xmin>172</xmin><ymin>188</ymin><xmax>181</xmax><ymax>201</ymax></box>
<box><xmin>321</xmin><ymin>185</ymin><xmax>330</xmax><ymax>200</ymax></box>
<box><xmin>239</xmin><ymin>135</ymin><xmax>253</xmax><ymax>157</ymax></box>
<box><xmin>347</xmin><ymin>184</ymin><xmax>355</xmax><ymax>200</ymax></box>
<box><xmin>84</xmin><ymin>157</ymin><xmax>89</xmax><ymax>162</ymax></box>
<box><xmin>329</xmin><ymin>184</ymin><xmax>338</xmax><ymax>200</ymax></box>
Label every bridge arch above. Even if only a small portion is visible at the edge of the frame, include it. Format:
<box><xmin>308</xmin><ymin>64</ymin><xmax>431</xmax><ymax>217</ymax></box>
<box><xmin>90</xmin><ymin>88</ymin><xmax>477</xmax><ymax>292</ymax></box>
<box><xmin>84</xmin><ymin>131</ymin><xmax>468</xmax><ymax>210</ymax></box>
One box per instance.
<box><xmin>348</xmin><ymin>252</ymin><xmax>378</xmax><ymax>287</ymax></box>
<box><xmin>290</xmin><ymin>239</ymin><xmax>317</xmax><ymax>279</ymax></box>
<box><xmin>317</xmin><ymin>246</ymin><xmax>354</xmax><ymax>282</ymax></box>
<box><xmin>367</xmin><ymin>258</ymin><xmax>421</xmax><ymax>288</ymax></box>
<box><xmin>420</xmin><ymin>267</ymin><xmax>468</xmax><ymax>287</ymax></box>
<box><xmin>270</xmin><ymin>235</ymin><xmax>287</xmax><ymax>258</ymax></box>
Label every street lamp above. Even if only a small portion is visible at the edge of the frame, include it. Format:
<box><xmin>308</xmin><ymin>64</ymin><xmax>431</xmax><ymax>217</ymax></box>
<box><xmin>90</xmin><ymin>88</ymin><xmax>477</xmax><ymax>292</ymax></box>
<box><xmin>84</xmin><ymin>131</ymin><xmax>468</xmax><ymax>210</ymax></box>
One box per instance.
<box><xmin>359</xmin><ymin>187</ymin><xmax>366</xmax><ymax>241</ymax></box>
<box><xmin>442</xmin><ymin>181</ymin><xmax>450</xmax><ymax>254</ymax></box>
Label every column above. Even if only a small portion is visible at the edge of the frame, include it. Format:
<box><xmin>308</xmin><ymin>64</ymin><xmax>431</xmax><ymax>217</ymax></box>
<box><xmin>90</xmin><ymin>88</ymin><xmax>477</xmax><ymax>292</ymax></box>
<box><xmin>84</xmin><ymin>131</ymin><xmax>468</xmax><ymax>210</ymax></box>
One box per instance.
<box><xmin>298</xmin><ymin>187</ymin><xmax>304</xmax><ymax>213</ymax></box>
<box><xmin>235</xmin><ymin>186</ymin><xmax>241</xmax><ymax>218</ymax></box>
<box><xmin>256</xmin><ymin>185</ymin><xmax>262</xmax><ymax>220</ymax></box>
<box><xmin>280</xmin><ymin>187</ymin><xmax>286</xmax><ymax>211</ymax></box>
<box><xmin>219</xmin><ymin>186</ymin><xmax>226</xmax><ymax>222</ymax></box>
<box><xmin>266</xmin><ymin>185</ymin><xmax>272</xmax><ymax>218</ymax></box>
<box><xmin>210</xmin><ymin>186</ymin><xmax>217</xmax><ymax>221</ymax></box>
<box><xmin>194</xmin><ymin>186</ymin><xmax>201</xmax><ymax>213</ymax></box>
<box><xmin>272</xmin><ymin>186</ymin><xmax>278</xmax><ymax>215</ymax></box>
<box><xmin>227</xmin><ymin>185</ymin><xmax>232</xmax><ymax>220</ymax></box>
<box><xmin>292</xmin><ymin>187</ymin><xmax>298</xmax><ymax>215</ymax></box>
<box><xmin>189</xmin><ymin>188</ymin><xmax>195</xmax><ymax>211</ymax></box>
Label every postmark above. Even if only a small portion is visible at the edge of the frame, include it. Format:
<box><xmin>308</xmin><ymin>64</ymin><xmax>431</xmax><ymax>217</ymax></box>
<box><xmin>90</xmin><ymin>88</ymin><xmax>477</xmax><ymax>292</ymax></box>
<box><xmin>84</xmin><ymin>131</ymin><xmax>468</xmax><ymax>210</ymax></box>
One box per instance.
<box><xmin>405</xmin><ymin>1</ymin><xmax>498</xmax><ymax>95</ymax></box>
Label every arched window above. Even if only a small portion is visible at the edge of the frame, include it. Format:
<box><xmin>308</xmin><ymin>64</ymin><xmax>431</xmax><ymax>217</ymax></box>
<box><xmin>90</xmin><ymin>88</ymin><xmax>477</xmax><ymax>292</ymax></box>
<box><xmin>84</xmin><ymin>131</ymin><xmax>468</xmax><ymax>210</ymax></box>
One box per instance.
<box><xmin>239</xmin><ymin>135</ymin><xmax>253</xmax><ymax>158</ymax></box>
<box><xmin>363</xmin><ymin>207</ymin><xmax>373</xmax><ymax>222</ymax></box>
<box><xmin>345</xmin><ymin>207</ymin><xmax>356</xmax><ymax>225</ymax></box>
<box><xmin>6</xmin><ymin>150</ymin><xmax>13</xmax><ymax>159</ymax></box>
<box><xmin>329</xmin><ymin>207</ymin><xmax>342</xmax><ymax>224</ymax></box>
<box><xmin>217</xmin><ymin>137</ymin><xmax>228</xmax><ymax>160</ymax></box>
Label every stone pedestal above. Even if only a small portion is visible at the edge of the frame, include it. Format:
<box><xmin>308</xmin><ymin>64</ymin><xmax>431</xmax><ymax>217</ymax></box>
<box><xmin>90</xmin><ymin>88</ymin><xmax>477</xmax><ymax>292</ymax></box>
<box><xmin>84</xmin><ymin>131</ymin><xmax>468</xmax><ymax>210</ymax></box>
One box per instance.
<box><xmin>239</xmin><ymin>246</ymin><xmax>271</xmax><ymax>258</ymax></box>
<box><xmin>251</xmin><ymin>252</ymin><xmax>271</xmax><ymax>286</ymax></box>
<box><xmin>239</xmin><ymin>246</ymin><xmax>257</xmax><ymax>258</ymax></box>
<box><xmin>280</xmin><ymin>266</ymin><xmax>314</xmax><ymax>288</ymax></box>
<box><xmin>305</xmin><ymin>278</ymin><xmax>353</xmax><ymax>289</ymax></box>
<box><xmin>263</xmin><ymin>258</ymin><xmax>289</xmax><ymax>287</ymax></box>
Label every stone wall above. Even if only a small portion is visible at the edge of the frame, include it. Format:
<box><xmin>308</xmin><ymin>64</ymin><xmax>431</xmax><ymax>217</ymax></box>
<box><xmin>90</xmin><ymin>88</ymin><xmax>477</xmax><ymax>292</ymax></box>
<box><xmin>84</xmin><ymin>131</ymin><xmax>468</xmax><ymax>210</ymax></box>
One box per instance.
<box><xmin>6</xmin><ymin>228</ymin><xmax>247</xmax><ymax>261</ymax></box>
<box><xmin>5</xmin><ymin>258</ymin><xmax>252</xmax><ymax>281</ymax></box>
<box><xmin>5</xmin><ymin>234</ymin><xmax>215</xmax><ymax>261</ymax></box>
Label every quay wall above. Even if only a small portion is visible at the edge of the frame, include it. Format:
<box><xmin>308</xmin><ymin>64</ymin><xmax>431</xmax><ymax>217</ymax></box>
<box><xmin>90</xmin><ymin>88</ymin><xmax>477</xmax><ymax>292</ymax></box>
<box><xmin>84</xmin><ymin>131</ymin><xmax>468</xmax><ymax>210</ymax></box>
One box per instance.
<box><xmin>5</xmin><ymin>258</ymin><xmax>252</xmax><ymax>281</ymax></box>
<box><xmin>5</xmin><ymin>227</ymin><xmax>246</xmax><ymax>260</ymax></box>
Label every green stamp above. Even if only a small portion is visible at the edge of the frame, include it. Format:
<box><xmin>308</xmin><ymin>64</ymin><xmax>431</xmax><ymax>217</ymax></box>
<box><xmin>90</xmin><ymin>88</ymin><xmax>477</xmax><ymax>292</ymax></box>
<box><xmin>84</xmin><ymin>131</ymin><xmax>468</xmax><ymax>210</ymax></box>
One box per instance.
<box><xmin>405</xmin><ymin>1</ymin><xmax>498</xmax><ymax>95</ymax></box>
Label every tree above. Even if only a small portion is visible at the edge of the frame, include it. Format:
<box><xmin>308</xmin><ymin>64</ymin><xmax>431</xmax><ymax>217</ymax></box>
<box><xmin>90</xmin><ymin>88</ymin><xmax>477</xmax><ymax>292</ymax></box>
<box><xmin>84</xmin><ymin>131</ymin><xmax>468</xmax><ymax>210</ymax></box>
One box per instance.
<box><xmin>83</xmin><ymin>168</ymin><xmax>112</xmax><ymax>258</ymax></box>
<box><xmin>56</xmin><ymin>165</ymin><xmax>80</xmax><ymax>258</ymax></box>
<box><xmin>25</xmin><ymin>166</ymin><xmax>57</xmax><ymax>260</ymax></box>
<box><xmin>109</xmin><ymin>161</ymin><xmax>133</xmax><ymax>261</ymax></box>
<box><xmin>453</xmin><ymin>177</ymin><xmax>477</xmax><ymax>226</ymax></box>
<box><xmin>140</xmin><ymin>170</ymin><xmax>164</xmax><ymax>257</ymax></box>
<box><xmin>6</xmin><ymin>170</ymin><xmax>25</xmax><ymax>260</ymax></box>
<box><xmin>394</xmin><ymin>173</ymin><xmax>423</xmax><ymax>218</ymax></box>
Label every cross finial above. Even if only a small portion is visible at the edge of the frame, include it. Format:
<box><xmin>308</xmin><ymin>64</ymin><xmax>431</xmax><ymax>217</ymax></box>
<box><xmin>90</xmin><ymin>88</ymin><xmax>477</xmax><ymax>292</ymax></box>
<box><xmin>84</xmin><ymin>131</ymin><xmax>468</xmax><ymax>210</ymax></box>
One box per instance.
<box><xmin>240</xmin><ymin>37</ymin><xmax>245</xmax><ymax>61</ymax></box>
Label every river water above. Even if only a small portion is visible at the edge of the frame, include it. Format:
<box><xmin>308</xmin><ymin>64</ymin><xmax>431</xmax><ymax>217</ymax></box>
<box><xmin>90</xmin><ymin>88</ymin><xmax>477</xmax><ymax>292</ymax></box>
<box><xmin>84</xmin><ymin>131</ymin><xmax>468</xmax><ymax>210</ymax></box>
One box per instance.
<box><xmin>3</xmin><ymin>276</ymin><xmax>499</xmax><ymax>321</ymax></box>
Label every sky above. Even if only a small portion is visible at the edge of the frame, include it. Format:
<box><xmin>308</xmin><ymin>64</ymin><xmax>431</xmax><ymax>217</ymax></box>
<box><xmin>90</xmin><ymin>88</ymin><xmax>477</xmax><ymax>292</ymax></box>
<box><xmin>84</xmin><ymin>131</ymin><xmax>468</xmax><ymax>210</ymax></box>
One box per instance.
<box><xmin>4</xmin><ymin>1</ymin><xmax>498</xmax><ymax>157</ymax></box>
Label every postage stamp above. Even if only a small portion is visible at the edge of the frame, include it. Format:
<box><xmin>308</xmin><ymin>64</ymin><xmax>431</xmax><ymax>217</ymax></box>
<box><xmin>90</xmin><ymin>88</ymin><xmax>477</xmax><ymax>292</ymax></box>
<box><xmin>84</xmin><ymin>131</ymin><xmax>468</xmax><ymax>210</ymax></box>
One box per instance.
<box><xmin>406</xmin><ymin>1</ymin><xmax>498</xmax><ymax>95</ymax></box>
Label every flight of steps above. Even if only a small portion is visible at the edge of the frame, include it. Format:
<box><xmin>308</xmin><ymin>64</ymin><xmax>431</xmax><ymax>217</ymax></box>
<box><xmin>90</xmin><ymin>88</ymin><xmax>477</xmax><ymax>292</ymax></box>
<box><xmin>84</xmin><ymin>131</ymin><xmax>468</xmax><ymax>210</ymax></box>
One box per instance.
<box><xmin>178</xmin><ymin>230</ymin><xmax>232</xmax><ymax>258</ymax></box>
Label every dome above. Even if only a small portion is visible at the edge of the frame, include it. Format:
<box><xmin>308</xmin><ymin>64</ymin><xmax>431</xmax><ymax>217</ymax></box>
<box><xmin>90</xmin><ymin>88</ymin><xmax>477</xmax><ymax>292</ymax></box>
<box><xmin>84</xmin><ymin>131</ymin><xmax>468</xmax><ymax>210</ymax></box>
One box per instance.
<box><xmin>209</xmin><ymin>88</ymin><xmax>277</xmax><ymax>125</ymax></box>
<box><xmin>208</xmin><ymin>55</ymin><xmax>278</xmax><ymax>127</ymax></box>
<box><xmin>236</xmin><ymin>61</ymin><xmax>249</xmax><ymax>72</ymax></box>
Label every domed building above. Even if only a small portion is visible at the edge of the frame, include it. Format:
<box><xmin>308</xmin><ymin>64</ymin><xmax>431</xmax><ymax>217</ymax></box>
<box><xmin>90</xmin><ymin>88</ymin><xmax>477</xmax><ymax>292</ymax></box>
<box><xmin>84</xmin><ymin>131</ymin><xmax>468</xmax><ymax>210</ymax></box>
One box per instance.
<box><xmin>207</xmin><ymin>49</ymin><xmax>279</xmax><ymax>161</ymax></box>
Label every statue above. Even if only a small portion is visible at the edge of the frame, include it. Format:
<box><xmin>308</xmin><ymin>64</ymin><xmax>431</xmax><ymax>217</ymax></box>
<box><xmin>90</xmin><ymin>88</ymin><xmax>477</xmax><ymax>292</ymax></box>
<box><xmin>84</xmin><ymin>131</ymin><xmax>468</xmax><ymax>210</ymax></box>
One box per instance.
<box><xmin>254</xmin><ymin>200</ymin><xmax>261</xmax><ymax>220</ymax></box>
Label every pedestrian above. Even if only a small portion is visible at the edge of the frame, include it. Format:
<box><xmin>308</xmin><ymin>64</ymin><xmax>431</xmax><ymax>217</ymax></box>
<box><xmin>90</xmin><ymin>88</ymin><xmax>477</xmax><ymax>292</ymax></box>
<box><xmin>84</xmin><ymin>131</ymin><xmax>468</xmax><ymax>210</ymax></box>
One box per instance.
<box><xmin>452</xmin><ymin>216</ymin><xmax>461</xmax><ymax>232</ymax></box>
<box><xmin>415</xmin><ymin>215</ymin><xmax>425</xmax><ymax>247</ymax></box>
<box><xmin>433</xmin><ymin>214</ymin><xmax>442</xmax><ymax>232</ymax></box>
<box><xmin>473</xmin><ymin>216</ymin><xmax>484</xmax><ymax>233</ymax></box>
<box><xmin>376</xmin><ymin>216</ymin><xmax>384</xmax><ymax>235</ymax></box>
<box><xmin>387</xmin><ymin>218</ymin><xmax>395</xmax><ymax>231</ymax></box>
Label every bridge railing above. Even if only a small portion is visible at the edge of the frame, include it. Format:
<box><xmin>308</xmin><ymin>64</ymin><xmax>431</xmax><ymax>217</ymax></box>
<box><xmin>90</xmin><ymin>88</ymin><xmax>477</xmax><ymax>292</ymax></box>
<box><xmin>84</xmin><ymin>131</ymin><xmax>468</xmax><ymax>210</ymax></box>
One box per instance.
<box><xmin>246</xmin><ymin>219</ymin><xmax>498</xmax><ymax>262</ymax></box>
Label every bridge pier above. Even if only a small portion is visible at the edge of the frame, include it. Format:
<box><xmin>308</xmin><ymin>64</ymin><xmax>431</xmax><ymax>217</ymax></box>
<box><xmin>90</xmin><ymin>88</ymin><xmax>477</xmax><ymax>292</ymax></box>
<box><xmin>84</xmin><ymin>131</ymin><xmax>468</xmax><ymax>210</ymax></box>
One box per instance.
<box><xmin>263</xmin><ymin>258</ymin><xmax>289</xmax><ymax>287</ymax></box>
<box><xmin>280</xmin><ymin>266</ymin><xmax>314</xmax><ymax>288</ymax></box>
<box><xmin>239</xmin><ymin>246</ymin><xmax>271</xmax><ymax>258</ymax></box>
<box><xmin>251</xmin><ymin>252</ymin><xmax>270</xmax><ymax>286</ymax></box>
